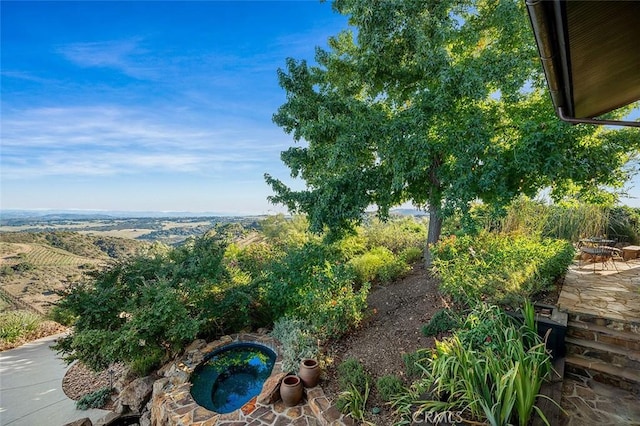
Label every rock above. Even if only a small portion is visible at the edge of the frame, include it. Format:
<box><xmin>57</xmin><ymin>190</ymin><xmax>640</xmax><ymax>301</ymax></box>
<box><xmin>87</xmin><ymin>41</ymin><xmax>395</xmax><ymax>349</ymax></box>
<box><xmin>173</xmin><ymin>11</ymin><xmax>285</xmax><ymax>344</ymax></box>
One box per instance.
<box><xmin>153</xmin><ymin>377</ymin><xmax>170</xmax><ymax>395</ymax></box>
<box><xmin>186</xmin><ymin>349</ymin><xmax>204</xmax><ymax>366</ymax></box>
<box><xmin>257</xmin><ymin>372</ymin><xmax>286</xmax><ymax>405</ymax></box>
<box><xmin>161</xmin><ymin>362</ymin><xmax>190</xmax><ymax>383</ymax></box>
<box><xmin>156</xmin><ymin>360</ymin><xmax>175</xmax><ymax>377</ymax></box>
<box><xmin>114</xmin><ymin>375</ymin><xmax>156</xmax><ymax>414</ymax></box>
<box><xmin>94</xmin><ymin>412</ymin><xmax>120</xmax><ymax>426</ymax></box>
<box><xmin>63</xmin><ymin>418</ymin><xmax>92</xmax><ymax>426</ymax></box>
<box><xmin>112</xmin><ymin>365</ymin><xmax>134</xmax><ymax>394</ymax></box>
<box><xmin>139</xmin><ymin>409</ymin><xmax>151</xmax><ymax>426</ymax></box>
<box><xmin>184</xmin><ymin>339</ymin><xmax>206</xmax><ymax>353</ymax></box>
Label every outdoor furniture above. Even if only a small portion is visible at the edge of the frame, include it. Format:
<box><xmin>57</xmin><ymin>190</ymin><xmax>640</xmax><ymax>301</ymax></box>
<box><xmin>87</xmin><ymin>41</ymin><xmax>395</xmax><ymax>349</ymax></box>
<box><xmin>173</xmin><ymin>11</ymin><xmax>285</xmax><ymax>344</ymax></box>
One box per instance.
<box><xmin>579</xmin><ymin>246</ymin><xmax>620</xmax><ymax>272</ymax></box>
<box><xmin>578</xmin><ymin>237</ymin><xmax>617</xmax><ymax>248</ymax></box>
<box><xmin>622</xmin><ymin>245</ymin><xmax>640</xmax><ymax>261</ymax></box>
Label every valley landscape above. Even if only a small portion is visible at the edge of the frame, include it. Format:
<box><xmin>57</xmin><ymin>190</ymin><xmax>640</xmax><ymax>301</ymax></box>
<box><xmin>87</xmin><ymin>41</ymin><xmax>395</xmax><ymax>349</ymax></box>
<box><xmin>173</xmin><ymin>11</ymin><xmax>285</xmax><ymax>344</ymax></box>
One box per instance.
<box><xmin>0</xmin><ymin>211</ymin><xmax>262</xmax><ymax>314</ymax></box>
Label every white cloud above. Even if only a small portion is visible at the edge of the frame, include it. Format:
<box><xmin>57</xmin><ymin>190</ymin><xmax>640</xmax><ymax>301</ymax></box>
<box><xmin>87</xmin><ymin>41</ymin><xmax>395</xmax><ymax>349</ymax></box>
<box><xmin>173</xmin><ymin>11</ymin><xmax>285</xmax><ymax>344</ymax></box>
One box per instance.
<box><xmin>57</xmin><ymin>39</ymin><xmax>161</xmax><ymax>80</ymax></box>
<box><xmin>0</xmin><ymin>105</ymin><xmax>290</xmax><ymax>179</ymax></box>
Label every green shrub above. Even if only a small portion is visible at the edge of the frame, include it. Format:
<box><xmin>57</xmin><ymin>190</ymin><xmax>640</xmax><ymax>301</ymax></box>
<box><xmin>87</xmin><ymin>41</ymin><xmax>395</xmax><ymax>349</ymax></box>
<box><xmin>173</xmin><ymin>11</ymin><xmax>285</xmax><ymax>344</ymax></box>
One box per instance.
<box><xmin>432</xmin><ymin>232</ymin><xmax>574</xmax><ymax>307</ymax></box>
<box><xmin>399</xmin><ymin>246</ymin><xmax>423</xmax><ymax>264</ymax></box>
<box><xmin>349</xmin><ymin>246</ymin><xmax>410</xmax><ymax>285</ymax></box>
<box><xmin>13</xmin><ymin>262</ymin><xmax>35</xmax><ymax>273</ymax></box>
<box><xmin>0</xmin><ymin>310</ymin><xmax>42</xmax><ymax>343</ymax></box>
<box><xmin>376</xmin><ymin>375</ymin><xmax>404</xmax><ymax>402</ymax></box>
<box><xmin>261</xmin><ymin>242</ymin><xmax>369</xmax><ymax>340</ymax></box>
<box><xmin>76</xmin><ymin>387</ymin><xmax>113</xmax><ymax>410</ymax></box>
<box><xmin>336</xmin><ymin>358</ymin><xmax>373</xmax><ymax>423</ymax></box>
<box><xmin>421</xmin><ymin>309</ymin><xmax>459</xmax><ymax>337</ymax></box>
<box><xmin>334</xmin><ymin>233</ymin><xmax>368</xmax><ymax>258</ymax></box>
<box><xmin>402</xmin><ymin>349</ymin><xmax>430</xmax><ymax>379</ymax></box>
<box><xmin>337</xmin><ymin>358</ymin><xmax>371</xmax><ymax>391</ymax></box>
<box><xmin>49</xmin><ymin>306</ymin><xmax>77</xmax><ymax>326</ymax></box>
<box><xmin>608</xmin><ymin>206</ymin><xmax>640</xmax><ymax>245</ymax></box>
<box><xmin>0</xmin><ymin>265</ymin><xmax>14</xmax><ymax>277</ymax></box>
<box><xmin>129</xmin><ymin>346</ymin><xmax>164</xmax><ymax>377</ymax></box>
<box><xmin>53</xmin><ymin>236</ymin><xmax>228</xmax><ymax>371</ymax></box>
<box><xmin>270</xmin><ymin>316</ymin><xmax>318</xmax><ymax>374</ymax></box>
<box><xmin>233</xmin><ymin>241</ymin><xmax>283</xmax><ymax>279</ymax></box>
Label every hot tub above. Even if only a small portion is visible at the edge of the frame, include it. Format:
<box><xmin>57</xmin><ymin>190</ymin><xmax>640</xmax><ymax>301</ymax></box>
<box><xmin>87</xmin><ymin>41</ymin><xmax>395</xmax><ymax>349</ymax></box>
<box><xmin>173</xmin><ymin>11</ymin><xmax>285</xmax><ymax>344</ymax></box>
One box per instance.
<box><xmin>189</xmin><ymin>342</ymin><xmax>276</xmax><ymax>414</ymax></box>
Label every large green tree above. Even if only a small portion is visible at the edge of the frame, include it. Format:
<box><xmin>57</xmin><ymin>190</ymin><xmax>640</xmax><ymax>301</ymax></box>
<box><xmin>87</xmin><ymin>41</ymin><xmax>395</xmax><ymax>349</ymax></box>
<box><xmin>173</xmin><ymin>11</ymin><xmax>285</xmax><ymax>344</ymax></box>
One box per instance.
<box><xmin>265</xmin><ymin>0</ymin><xmax>639</xmax><ymax>263</ymax></box>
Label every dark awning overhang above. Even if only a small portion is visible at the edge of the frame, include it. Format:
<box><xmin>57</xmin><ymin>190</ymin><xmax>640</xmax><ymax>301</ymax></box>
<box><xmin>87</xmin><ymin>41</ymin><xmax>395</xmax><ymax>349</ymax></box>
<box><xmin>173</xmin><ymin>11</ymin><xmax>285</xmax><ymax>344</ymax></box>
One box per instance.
<box><xmin>526</xmin><ymin>0</ymin><xmax>640</xmax><ymax>127</ymax></box>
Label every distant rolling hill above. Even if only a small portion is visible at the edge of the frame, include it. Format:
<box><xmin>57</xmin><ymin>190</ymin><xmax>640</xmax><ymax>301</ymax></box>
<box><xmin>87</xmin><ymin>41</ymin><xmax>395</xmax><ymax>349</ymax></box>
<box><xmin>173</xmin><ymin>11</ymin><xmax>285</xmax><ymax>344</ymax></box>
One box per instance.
<box><xmin>0</xmin><ymin>231</ymin><xmax>149</xmax><ymax>313</ymax></box>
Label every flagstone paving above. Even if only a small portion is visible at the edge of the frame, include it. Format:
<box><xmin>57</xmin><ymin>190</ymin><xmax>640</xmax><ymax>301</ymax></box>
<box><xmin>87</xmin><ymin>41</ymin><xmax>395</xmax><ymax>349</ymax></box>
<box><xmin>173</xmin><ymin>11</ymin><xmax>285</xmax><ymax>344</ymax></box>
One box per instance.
<box><xmin>558</xmin><ymin>259</ymin><xmax>640</xmax><ymax>425</ymax></box>
<box><xmin>558</xmin><ymin>259</ymin><xmax>640</xmax><ymax>324</ymax></box>
<box><xmin>562</xmin><ymin>372</ymin><xmax>640</xmax><ymax>425</ymax></box>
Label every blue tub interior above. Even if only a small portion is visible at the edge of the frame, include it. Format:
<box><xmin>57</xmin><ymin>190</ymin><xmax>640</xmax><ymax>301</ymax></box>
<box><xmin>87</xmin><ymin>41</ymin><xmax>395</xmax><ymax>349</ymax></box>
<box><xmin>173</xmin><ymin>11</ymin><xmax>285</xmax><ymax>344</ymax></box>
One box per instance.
<box><xmin>189</xmin><ymin>342</ymin><xmax>276</xmax><ymax>413</ymax></box>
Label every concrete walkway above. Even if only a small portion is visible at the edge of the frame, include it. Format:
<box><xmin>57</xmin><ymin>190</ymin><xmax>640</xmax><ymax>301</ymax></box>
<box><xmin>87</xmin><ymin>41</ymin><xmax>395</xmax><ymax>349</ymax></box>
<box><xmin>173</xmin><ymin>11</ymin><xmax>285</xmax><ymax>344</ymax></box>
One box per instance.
<box><xmin>0</xmin><ymin>333</ymin><xmax>110</xmax><ymax>426</ymax></box>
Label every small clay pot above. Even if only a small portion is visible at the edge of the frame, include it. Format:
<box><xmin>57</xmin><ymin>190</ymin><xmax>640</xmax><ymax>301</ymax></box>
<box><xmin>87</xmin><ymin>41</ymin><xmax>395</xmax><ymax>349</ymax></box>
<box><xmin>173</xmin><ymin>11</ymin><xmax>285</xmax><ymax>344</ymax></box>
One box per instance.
<box><xmin>298</xmin><ymin>359</ymin><xmax>320</xmax><ymax>388</ymax></box>
<box><xmin>280</xmin><ymin>374</ymin><xmax>303</xmax><ymax>406</ymax></box>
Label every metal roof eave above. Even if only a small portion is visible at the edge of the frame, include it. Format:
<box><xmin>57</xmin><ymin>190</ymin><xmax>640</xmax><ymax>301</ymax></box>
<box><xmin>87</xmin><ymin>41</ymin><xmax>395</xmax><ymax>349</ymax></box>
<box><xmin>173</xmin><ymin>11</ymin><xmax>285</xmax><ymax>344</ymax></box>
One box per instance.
<box><xmin>525</xmin><ymin>0</ymin><xmax>640</xmax><ymax>128</ymax></box>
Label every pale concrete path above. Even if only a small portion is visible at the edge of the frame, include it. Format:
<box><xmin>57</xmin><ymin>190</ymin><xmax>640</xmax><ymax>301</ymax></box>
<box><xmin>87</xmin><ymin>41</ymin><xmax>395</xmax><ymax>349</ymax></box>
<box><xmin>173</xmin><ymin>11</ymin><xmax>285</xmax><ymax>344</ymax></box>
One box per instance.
<box><xmin>0</xmin><ymin>333</ymin><xmax>110</xmax><ymax>426</ymax></box>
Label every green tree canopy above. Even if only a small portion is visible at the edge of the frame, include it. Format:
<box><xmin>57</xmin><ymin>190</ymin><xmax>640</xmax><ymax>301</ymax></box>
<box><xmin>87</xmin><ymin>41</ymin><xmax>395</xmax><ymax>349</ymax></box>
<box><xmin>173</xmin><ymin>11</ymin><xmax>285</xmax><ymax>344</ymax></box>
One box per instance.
<box><xmin>266</xmin><ymin>0</ymin><xmax>640</xmax><ymax>261</ymax></box>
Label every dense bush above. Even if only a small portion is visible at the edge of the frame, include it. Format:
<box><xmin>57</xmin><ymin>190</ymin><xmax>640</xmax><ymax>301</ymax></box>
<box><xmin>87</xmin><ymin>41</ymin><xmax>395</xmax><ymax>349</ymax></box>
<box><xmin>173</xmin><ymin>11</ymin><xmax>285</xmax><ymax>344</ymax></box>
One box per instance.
<box><xmin>260</xmin><ymin>242</ymin><xmax>369</xmax><ymax>339</ymax></box>
<box><xmin>53</xmin><ymin>236</ymin><xmax>247</xmax><ymax>372</ymax></box>
<box><xmin>230</xmin><ymin>241</ymin><xmax>282</xmax><ymax>279</ymax></box>
<box><xmin>53</xmin><ymin>215</ymin><xmax>427</xmax><ymax>373</ymax></box>
<box><xmin>336</xmin><ymin>358</ymin><xmax>373</xmax><ymax>423</ymax></box>
<box><xmin>432</xmin><ymin>232</ymin><xmax>575</xmax><ymax>307</ymax></box>
<box><xmin>337</xmin><ymin>357</ymin><xmax>371</xmax><ymax>391</ymax></box>
<box><xmin>608</xmin><ymin>206</ymin><xmax>640</xmax><ymax>245</ymax></box>
<box><xmin>421</xmin><ymin>309</ymin><xmax>459</xmax><ymax>337</ymax></box>
<box><xmin>362</xmin><ymin>216</ymin><xmax>427</xmax><ymax>254</ymax></box>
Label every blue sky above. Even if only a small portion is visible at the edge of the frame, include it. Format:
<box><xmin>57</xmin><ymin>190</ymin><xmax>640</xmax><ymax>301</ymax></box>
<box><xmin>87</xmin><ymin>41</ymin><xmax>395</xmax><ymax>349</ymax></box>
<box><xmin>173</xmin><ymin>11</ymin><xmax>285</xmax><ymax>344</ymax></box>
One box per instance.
<box><xmin>2</xmin><ymin>1</ymin><xmax>639</xmax><ymax>215</ymax></box>
<box><xmin>1</xmin><ymin>1</ymin><xmax>349</xmax><ymax>214</ymax></box>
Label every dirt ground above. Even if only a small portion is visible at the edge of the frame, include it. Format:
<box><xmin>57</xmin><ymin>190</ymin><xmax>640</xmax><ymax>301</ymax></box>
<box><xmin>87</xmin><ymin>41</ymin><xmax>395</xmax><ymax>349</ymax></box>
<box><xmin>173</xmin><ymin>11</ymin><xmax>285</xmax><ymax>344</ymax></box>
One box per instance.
<box><xmin>322</xmin><ymin>264</ymin><xmax>448</xmax><ymax>425</ymax></box>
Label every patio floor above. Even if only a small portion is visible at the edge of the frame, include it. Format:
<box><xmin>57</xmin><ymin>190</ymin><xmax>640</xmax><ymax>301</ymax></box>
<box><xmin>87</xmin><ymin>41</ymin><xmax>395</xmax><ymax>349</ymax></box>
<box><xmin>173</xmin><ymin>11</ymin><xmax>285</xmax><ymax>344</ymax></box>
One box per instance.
<box><xmin>557</xmin><ymin>258</ymin><xmax>640</xmax><ymax>425</ymax></box>
<box><xmin>558</xmin><ymin>258</ymin><xmax>640</xmax><ymax>324</ymax></box>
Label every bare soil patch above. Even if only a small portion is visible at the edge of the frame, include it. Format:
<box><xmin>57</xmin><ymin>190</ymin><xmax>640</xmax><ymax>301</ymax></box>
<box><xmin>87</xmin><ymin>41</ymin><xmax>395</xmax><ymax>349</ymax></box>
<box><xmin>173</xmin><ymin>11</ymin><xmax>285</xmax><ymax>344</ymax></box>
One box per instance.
<box><xmin>322</xmin><ymin>264</ymin><xmax>448</xmax><ymax>424</ymax></box>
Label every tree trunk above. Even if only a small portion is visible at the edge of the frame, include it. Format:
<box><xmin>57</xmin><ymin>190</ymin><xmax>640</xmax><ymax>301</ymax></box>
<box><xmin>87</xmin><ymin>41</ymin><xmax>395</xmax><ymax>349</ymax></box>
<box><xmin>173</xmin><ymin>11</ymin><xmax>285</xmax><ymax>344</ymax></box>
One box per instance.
<box><xmin>424</xmin><ymin>204</ymin><xmax>443</xmax><ymax>268</ymax></box>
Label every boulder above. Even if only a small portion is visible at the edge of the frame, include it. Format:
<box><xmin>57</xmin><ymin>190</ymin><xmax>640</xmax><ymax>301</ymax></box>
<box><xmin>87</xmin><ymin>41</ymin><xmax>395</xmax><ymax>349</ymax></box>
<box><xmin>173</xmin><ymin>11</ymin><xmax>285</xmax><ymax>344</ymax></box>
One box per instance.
<box><xmin>114</xmin><ymin>376</ymin><xmax>156</xmax><ymax>414</ymax></box>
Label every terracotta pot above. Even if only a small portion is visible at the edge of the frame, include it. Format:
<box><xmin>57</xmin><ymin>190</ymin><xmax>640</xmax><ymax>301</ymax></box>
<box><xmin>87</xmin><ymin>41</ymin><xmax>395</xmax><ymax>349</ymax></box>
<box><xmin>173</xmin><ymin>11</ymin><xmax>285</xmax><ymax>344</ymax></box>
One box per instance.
<box><xmin>280</xmin><ymin>375</ymin><xmax>303</xmax><ymax>406</ymax></box>
<box><xmin>298</xmin><ymin>358</ymin><xmax>320</xmax><ymax>388</ymax></box>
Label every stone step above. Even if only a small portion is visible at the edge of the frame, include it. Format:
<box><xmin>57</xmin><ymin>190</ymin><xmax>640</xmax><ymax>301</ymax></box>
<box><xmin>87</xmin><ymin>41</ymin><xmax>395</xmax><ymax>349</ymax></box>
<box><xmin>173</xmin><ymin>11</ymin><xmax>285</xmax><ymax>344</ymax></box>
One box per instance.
<box><xmin>565</xmin><ymin>354</ymin><xmax>640</xmax><ymax>395</ymax></box>
<box><xmin>565</xmin><ymin>337</ymin><xmax>640</xmax><ymax>369</ymax></box>
<box><xmin>568</xmin><ymin>312</ymin><xmax>640</xmax><ymax>336</ymax></box>
<box><xmin>566</xmin><ymin>321</ymin><xmax>640</xmax><ymax>351</ymax></box>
